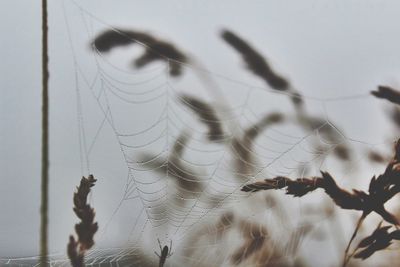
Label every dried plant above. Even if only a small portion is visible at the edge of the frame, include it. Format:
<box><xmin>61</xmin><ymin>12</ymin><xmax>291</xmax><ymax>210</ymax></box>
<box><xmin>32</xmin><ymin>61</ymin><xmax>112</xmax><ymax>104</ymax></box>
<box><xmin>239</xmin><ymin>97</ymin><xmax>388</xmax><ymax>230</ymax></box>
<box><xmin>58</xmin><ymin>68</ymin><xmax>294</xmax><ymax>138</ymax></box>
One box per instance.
<box><xmin>221</xmin><ymin>29</ymin><xmax>289</xmax><ymax>91</ymax></box>
<box><xmin>298</xmin><ymin>116</ymin><xmax>351</xmax><ymax>161</ymax></box>
<box><xmin>221</xmin><ymin>29</ymin><xmax>351</xmax><ymax>162</ymax></box>
<box><xmin>289</xmin><ymin>91</ymin><xmax>304</xmax><ymax>111</ymax></box>
<box><xmin>390</xmin><ymin>106</ymin><xmax>400</xmax><ymax>129</ymax></box>
<box><xmin>40</xmin><ymin>1</ymin><xmax>49</xmax><ymax>266</ymax></box>
<box><xmin>285</xmin><ymin>224</ymin><xmax>313</xmax><ymax>256</ymax></box>
<box><xmin>81</xmin><ymin>26</ymin><xmax>396</xmax><ymax>267</ymax></box>
<box><xmin>67</xmin><ymin>175</ymin><xmax>98</xmax><ymax>267</ymax></box>
<box><xmin>139</xmin><ymin>131</ymin><xmax>205</xmax><ymax>202</ymax></box>
<box><xmin>231</xmin><ymin>220</ymin><xmax>268</xmax><ymax>265</ymax></box>
<box><xmin>179</xmin><ymin>94</ymin><xmax>226</xmax><ymax>142</ymax></box>
<box><xmin>242</xmin><ymin>139</ymin><xmax>400</xmax><ymax>266</ymax></box>
<box><xmin>229</xmin><ymin>216</ymin><xmax>310</xmax><ymax>267</ymax></box>
<box><xmin>371</xmin><ymin>86</ymin><xmax>400</xmax><ymax>106</ymax></box>
<box><xmin>333</xmin><ymin>144</ymin><xmax>351</xmax><ymax>161</ymax></box>
<box><xmin>368</xmin><ymin>150</ymin><xmax>390</xmax><ymax>164</ymax></box>
<box><xmin>215</xmin><ymin>212</ymin><xmax>235</xmax><ymax>240</ymax></box>
<box><xmin>92</xmin><ymin>29</ymin><xmax>188</xmax><ymax>76</ymax></box>
<box><xmin>232</xmin><ymin>112</ymin><xmax>285</xmax><ymax>178</ymax></box>
<box><xmin>352</xmin><ymin>222</ymin><xmax>400</xmax><ymax>260</ymax></box>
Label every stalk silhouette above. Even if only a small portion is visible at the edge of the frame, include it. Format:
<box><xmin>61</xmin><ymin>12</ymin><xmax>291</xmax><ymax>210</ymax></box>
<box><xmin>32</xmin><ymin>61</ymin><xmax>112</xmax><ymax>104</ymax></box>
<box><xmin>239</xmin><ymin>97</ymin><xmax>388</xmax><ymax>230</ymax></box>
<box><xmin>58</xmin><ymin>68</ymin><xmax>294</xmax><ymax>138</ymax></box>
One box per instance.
<box><xmin>67</xmin><ymin>175</ymin><xmax>98</xmax><ymax>267</ymax></box>
<box><xmin>40</xmin><ymin>0</ymin><xmax>49</xmax><ymax>266</ymax></box>
<box><xmin>232</xmin><ymin>112</ymin><xmax>285</xmax><ymax>179</ymax></box>
<box><xmin>221</xmin><ymin>29</ymin><xmax>290</xmax><ymax>91</ymax></box>
<box><xmin>371</xmin><ymin>86</ymin><xmax>400</xmax><ymax>106</ymax></box>
<box><xmin>92</xmin><ymin>29</ymin><xmax>188</xmax><ymax>76</ymax></box>
<box><xmin>179</xmin><ymin>94</ymin><xmax>226</xmax><ymax>142</ymax></box>
<box><xmin>242</xmin><ymin>139</ymin><xmax>400</xmax><ymax>266</ymax></box>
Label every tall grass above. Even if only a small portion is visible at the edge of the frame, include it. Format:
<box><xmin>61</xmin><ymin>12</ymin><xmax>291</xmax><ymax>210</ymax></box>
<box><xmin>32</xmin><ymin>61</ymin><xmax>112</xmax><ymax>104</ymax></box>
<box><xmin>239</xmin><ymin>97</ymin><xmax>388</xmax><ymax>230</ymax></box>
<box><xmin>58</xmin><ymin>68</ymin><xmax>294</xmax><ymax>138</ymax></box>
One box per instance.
<box><xmin>33</xmin><ymin>15</ymin><xmax>400</xmax><ymax>266</ymax></box>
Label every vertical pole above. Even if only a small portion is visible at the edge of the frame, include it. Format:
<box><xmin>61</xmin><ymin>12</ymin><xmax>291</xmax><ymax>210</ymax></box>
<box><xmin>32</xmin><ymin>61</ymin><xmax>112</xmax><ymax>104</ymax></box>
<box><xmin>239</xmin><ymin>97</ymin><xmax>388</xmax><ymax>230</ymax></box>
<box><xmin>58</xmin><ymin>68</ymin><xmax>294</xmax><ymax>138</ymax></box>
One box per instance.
<box><xmin>40</xmin><ymin>0</ymin><xmax>49</xmax><ymax>266</ymax></box>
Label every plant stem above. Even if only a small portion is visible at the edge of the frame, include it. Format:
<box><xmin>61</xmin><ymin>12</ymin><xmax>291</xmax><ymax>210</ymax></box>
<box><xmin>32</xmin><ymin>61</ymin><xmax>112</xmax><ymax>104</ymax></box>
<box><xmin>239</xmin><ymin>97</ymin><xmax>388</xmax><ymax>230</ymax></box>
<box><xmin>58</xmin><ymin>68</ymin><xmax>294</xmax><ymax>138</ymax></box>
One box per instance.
<box><xmin>342</xmin><ymin>213</ymin><xmax>366</xmax><ymax>267</ymax></box>
<box><xmin>40</xmin><ymin>0</ymin><xmax>49</xmax><ymax>266</ymax></box>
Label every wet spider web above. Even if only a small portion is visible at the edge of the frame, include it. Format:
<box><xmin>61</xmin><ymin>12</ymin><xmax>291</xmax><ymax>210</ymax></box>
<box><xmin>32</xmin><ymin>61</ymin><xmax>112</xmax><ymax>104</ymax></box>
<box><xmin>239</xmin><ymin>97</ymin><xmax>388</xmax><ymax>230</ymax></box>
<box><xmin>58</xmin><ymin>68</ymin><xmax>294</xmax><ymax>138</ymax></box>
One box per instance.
<box><xmin>2</xmin><ymin>1</ymin><xmax>398</xmax><ymax>267</ymax></box>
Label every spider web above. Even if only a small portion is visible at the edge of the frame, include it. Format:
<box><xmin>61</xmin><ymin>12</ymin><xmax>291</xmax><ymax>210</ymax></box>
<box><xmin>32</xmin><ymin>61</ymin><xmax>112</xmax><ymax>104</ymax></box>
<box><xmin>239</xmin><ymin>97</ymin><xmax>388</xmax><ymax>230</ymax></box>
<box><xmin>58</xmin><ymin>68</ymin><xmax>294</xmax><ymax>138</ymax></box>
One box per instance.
<box><xmin>2</xmin><ymin>1</ymin><xmax>398</xmax><ymax>267</ymax></box>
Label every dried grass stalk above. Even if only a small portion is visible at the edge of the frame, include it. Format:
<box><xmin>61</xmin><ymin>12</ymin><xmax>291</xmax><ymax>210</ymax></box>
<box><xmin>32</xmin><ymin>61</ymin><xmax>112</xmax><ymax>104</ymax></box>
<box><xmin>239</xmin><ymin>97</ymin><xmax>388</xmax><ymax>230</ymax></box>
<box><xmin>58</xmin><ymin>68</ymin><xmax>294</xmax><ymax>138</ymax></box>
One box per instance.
<box><xmin>390</xmin><ymin>106</ymin><xmax>400</xmax><ymax>129</ymax></box>
<box><xmin>242</xmin><ymin>165</ymin><xmax>400</xmax><ymax>225</ymax></box>
<box><xmin>67</xmin><ymin>175</ymin><xmax>98</xmax><ymax>267</ymax></box>
<box><xmin>354</xmin><ymin>223</ymin><xmax>400</xmax><ymax>260</ymax></box>
<box><xmin>243</xmin><ymin>139</ymin><xmax>400</xmax><ymax>266</ymax></box>
<box><xmin>285</xmin><ymin>224</ymin><xmax>313</xmax><ymax>256</ymax></box>
<box><xmin>40</xmin><ymin>0</ymin><xmax>49</xmax><ymax>265</ymax></box>
<box><xmin>298</xmin><ymin>116</ymin><xmax>351</xmax><ymax>161</ymax></box>
<box><xmin>221</xmin><ymin>28</ymin><xmax>353</xmax><ymax>163</ymax></box>
<box><xmin>139</xmin><ymin>132</ymin><xmax>204</xmax><ymax>202</ymax></box>
<box><xmin>232</xmin><ymin>112</ymin><xmax>284</xmax><ymax>177</ymax></box>
<box><xmin>371</xmin><ymin>86</ymin><xmax>400</xmax><ymax>106</ymax></box>
<box><xmin>92</xmin><ymin>29</ymin><xmax>188</xmax><ymax>76</ymax></box>
<box><xmin>180</xmin><ymin>94</ymin><xmax>226</xmax><ymax>142</ymax></box>
<box><xmin>333</xmin><ymin>144</ymin><xmax>351</xmax><ymax>161</ymax></box>
<box><xmin>290</xmin><ymin>91</ymin><xmax>304</xmax><ymax>110</ymax></box>
<box><xmin>221</xmin><ymin>29</ymin><xmax>289</xmax><ymax>91</ymax></box>
<box><xmin>368</xmin><ymin>150</ymin><xmax>389</xmax><ymax>164</ymax></box>
<box><xmin>231</xmin><ymin>220</ymin><xmax>268</xmax><ymax>265</ymax></box>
